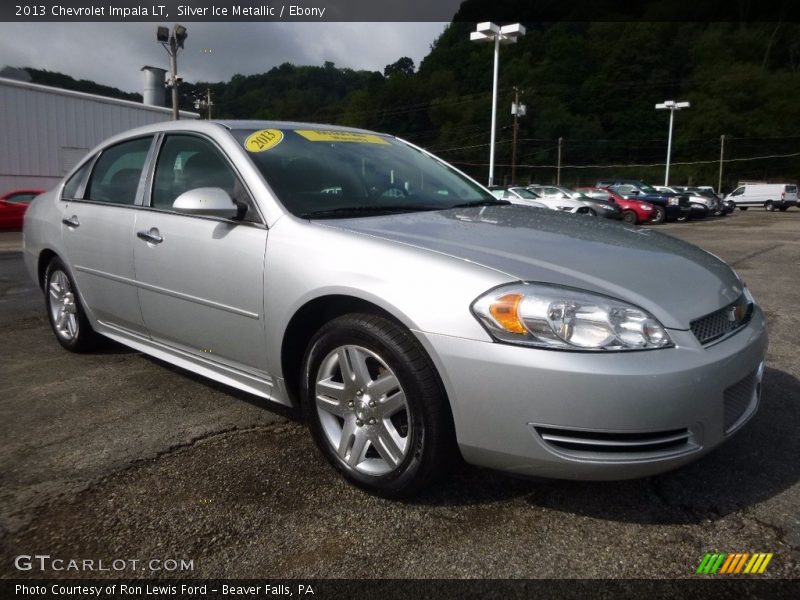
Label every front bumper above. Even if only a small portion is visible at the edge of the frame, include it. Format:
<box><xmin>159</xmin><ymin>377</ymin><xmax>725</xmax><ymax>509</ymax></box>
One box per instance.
<box><xmin>665</xmin><ymin>204</ymin><xmax>691</xmax><ymax>220</ymax></box>
<box><xmin>417</xmin><ymin>306</ymin><xmax>767</xmax><ymax>480</ymax></box>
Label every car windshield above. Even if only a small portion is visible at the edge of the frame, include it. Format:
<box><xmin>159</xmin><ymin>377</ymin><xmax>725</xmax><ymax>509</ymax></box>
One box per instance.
<box><xmin>638</xmin><ymin>183</ymin><xmax>657</xmax><ymax>193</ymax></box>
<box><xmin>232</xmin><ymin>128</ymin><xmax>496</xmax><ymax>218</ymax></box>
<box><xmin>509</xmin><ymin>187</ymin><xmax>539</xmax><ymax>199</ymax></box>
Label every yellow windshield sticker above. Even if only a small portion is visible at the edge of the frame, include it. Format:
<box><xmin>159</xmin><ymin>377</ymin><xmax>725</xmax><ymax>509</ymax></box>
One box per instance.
<box><xmin>294</xmin><ymin>130</ymin><xmax>390</xmax><ymax>145</ymax></box>
<box><xmin>244</xmin><ymin>129</ymin><xmax>284</xmax><ymax>152</ymax></box>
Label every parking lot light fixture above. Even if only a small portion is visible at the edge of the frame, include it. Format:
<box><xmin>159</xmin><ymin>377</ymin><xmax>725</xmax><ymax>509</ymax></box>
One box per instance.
<box><xmin>158</xmin><ymin>24</ymin><xmax>188</xmax><ymax>120</ymax></box>
<box><xmin>470</xmin><ymin>22</ymin><xmax>526</xmax><ymax>186</ymax></box>
<box><xmin>655</xmin><ymin>100</ymin><xmax>690</xmax><ymax>186</ymax></box>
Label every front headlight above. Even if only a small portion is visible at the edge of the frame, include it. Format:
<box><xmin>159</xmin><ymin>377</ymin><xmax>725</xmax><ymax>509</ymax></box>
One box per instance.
<box><xmin>668</xmin><ymin>197</ymin><xmax>680</xmax><ymax>205</ymax></box>
<box><xmin>638</xmin><ymin>203</ymin><xmax>653</xmax><ymax>211</ymax></box>
<box><xmin>472</xmin><ymin>283</ymin><xmax>673</xmax><ymax>351</ymax></box>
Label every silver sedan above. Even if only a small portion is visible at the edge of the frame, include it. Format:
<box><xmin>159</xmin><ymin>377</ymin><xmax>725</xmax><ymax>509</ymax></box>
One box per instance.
<box><xmin>23</xmin><ymin>121</ymin><xmax>768</xmax><ymax>497</ymax></box>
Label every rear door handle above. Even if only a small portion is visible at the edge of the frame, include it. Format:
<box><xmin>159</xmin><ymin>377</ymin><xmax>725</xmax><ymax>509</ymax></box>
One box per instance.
<box><xmin>62</xmin><ymin>216</ymin><xmax>80</xmax><ymax>228</ymax></box>
<box><xmin>136</xmin><ymin>229</ymin><xmax>163</xmax><ymax>244</ymax></box>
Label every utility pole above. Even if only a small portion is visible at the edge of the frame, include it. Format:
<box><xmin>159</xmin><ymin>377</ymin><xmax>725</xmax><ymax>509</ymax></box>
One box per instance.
<box><xmin>718</xmin><ymin>134</ymin><xmax>725</xmax><ymax>195</ymax></box>
<box><xmin>655</xmin><ymin>100</ymin><xmax>690</xmax><ymax>186</ymax></box>
<box><xmin>557</xmin><ymin>137</ymin><xmax>563</xmax><ymax>185</ymax></box>
<box><xmin>511</xmin><ymin>86</ymin><xmax>525</xmax><ymax>185</ymax></box>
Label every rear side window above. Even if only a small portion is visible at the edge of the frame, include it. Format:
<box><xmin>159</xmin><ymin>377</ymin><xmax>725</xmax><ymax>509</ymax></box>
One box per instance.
<box><xmin>62</xmin><ymin>160</ymin><xmax>93</xmax><ymax>200</ymax></box>
<box><xmin>86</xmin><ymin>137</ymin><xmax>153</xmax><ymax>205</ymax></box>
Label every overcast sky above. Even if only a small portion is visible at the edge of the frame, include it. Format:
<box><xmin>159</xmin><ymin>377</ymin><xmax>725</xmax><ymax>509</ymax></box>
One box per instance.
<box><xmin>0</xmin><ymin>22</ymin><xmax>448</xmax><ymax>93</ymax></box>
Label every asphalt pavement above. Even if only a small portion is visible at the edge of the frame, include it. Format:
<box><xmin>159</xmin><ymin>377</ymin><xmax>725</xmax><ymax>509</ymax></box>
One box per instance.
<box><xmin>0</xmin><ymin>211</ymin><xmax>798</xmax><ymax>579</ymax></box>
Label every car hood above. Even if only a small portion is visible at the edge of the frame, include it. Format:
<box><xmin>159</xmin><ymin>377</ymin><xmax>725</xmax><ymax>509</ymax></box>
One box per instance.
<box><xmin>323</xmin><ymin>205</ymin><xmax>742</xmax><ymax>330</ymax></box>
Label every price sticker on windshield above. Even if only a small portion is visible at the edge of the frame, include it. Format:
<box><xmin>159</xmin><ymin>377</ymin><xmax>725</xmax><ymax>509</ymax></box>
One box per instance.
<box><xmin>244</xmin><ymin>129</ymin><xmax>284</xmax><ymax>152</ymax></box>
<box><xmin>295</xmin><ymin>130</ymin><xmax>390</xmax><ymax>145</ymax></box>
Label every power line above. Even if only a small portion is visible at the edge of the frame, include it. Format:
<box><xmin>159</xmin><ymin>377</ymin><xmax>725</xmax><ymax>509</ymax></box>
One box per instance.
<box><xmin>448</xmin><ymin>150</ymin><xmax>800</xmax><ymax>170</ymax></box>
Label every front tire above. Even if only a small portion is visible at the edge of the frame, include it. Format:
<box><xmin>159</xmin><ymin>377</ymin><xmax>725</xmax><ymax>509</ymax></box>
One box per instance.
<box><xmin>621</xmin><ymin>210</ymin><xmax>638</xmax><ymax>225</ymax></box>
<box><xmin>44</xmin><ymin>257</ymin><xmax>102</xmax><ymax>352</ymax></box>
<box><xmin>650</xmin><ymin>206</ymin><xmax>666</xmax><ymax>224</ymax></box>
<box><xmin>301</xmin><ymin>313</ymin><xmax>455</xmax><ymax>497</ymax></box>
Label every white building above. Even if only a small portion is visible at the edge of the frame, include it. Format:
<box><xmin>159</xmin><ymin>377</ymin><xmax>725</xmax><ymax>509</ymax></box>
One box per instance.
<box><xmin>0</xmin><ymin>77</ymin><xmax>198</xmax><ymax>192</ymax></box>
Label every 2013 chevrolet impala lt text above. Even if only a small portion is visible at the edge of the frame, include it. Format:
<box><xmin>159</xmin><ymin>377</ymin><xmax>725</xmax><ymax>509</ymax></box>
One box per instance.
<box><xmin>23</xmin><ymin>121</ymin><xmax>768</xmax><ymax>497</ymax></box>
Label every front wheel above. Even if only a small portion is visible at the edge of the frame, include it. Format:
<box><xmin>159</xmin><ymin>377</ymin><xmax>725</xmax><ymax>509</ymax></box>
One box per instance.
<box><xmin>779</xmin><ymin>206</ymin><xmax>788</xmax><ymax>212</ymax></box>
<box><xmin>621</xmin><ymin>210</ymin><xmax>638</xmax><ymax>225</ymax></box>
<box><xmin>44</xmin><ymin>257</ymin><xmax>102</xmax><ymax>352</ymax></box>
<box><xmin>650</xmin><ymin>206</ymin><xmax>666</xmax><ymax>224</ymax></box>
<box><xmin>740</xmin><ymin>206</ymin><xmax>748</xmax><ymax>211</ymax></box>
<box><xmin>301</xmin><ymin>313</ymin><xmax>455</xmax><ymax>497</ymax></box>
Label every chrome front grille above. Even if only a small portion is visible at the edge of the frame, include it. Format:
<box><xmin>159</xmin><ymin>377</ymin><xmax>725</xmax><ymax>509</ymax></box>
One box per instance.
<box><xmin>533</xmin><ymin>425</ymin><xmax>696</xmax><ymax>461</ymax></box>
<box><xmin>691</xmin><ymin>295</ymin><xmax>751</xmax><ymax>345</ymax></box>
<box><xmin>724</xmin><ymin>370</ymin><xmax>759</xmax><ymax>433</ymax></box>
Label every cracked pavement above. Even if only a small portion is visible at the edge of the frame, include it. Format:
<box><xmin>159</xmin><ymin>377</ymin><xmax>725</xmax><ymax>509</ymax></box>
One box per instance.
<box><xmin>0</xmin><ymin>211</ymin><xmax>798</xmax><ymax>579</ymax></box>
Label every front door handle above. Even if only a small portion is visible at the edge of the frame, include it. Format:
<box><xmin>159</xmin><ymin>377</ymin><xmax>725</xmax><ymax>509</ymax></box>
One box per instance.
<box><xmin>62</xmin><ymin>216</ymin><xmax>80</xmax><ymax>228</ymax></box>
<box><xmin>136</xmin><ymin>228</ymin><xmax>163</xmax><ymax>244</ymax></box>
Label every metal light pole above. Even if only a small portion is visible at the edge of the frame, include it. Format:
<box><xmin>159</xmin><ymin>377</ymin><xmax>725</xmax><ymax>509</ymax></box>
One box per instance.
<box><xmin>655</xmin><ymin>100</ymin><xmax>689</xmax><ymax>186</ymax></box>
<box><xmin>470</xmin><ymin>22</ymin><xmax>525</xmax><ymax>186</ymax></box>
<box><xmin>718</xmin><ymin>134</ymin><xmax>725</xmax><ymax>196</ymax></box>
<box><xmin>557</xmin><ymin>137</ymin><xmax>563</xmax><ymax>185</ymax></box>
<box><xmin>157</xmin><ymin>25</ymin><xmax>188</xmax><ymax>120</ymax></box>
<box><xmin>510</xmin><ymin>87</ymin><xmax>525</xmax><ymax>185</ymax></box>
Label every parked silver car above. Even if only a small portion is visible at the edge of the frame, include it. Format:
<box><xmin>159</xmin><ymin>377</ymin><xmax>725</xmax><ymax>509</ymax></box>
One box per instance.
<box><xmin>23</xmin><ymin>121</ymin><xmax>768</xmax><ymax>497</ymax></box>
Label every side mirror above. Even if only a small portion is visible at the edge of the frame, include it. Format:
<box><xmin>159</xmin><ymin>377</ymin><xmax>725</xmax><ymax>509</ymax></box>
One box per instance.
<box><xmin>172</xmin><ymin>187</ymin><xmax>242</xmax><ymax>219</ymax></box>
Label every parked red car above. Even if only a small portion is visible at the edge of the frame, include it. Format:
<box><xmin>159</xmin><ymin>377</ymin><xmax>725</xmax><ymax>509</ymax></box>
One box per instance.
<box><xmin>575</xmin><ymin>187</ymin><xmax>657</xmax><ymax>225</ymax></box>
<box><xmin>0</xmin><ymin>189</ymin><xmax>46</xmax><ymax>229</ymax></box>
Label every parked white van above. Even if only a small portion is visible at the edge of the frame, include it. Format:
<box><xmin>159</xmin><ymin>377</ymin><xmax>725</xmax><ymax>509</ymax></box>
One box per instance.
<box><xmin>725</xmin><ymin>183</ymin><xmax>798</xmax><ymax>211</ymax></box>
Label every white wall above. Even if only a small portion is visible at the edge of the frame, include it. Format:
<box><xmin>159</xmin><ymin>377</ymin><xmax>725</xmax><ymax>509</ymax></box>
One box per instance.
<box><xmin>0</xmin><ymin>78</ymin><xmax>198</xmax><ymax>193</ymax></box>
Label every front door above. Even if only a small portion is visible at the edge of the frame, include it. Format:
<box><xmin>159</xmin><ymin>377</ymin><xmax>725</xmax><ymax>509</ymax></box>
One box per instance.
<box><xmin>132</xmin><ymin>134</ymin><xmax>269</xmax><ymax>373</ymax></box>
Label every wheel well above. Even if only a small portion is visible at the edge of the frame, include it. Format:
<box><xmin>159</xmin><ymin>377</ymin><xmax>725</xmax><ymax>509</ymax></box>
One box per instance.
<box><xmin>37</xmin><ymin>249</ymin><xmax>58</xmax><ymax>290</ymax></box>
<box><xmin>280</xmin><ymin>295</ymin><xmax>405</xmax><ymax>405</ymax></box>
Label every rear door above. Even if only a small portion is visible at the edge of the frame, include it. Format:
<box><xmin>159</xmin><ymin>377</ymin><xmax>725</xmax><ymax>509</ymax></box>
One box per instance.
<box><xmin>132</xmin><ymin>133</ymin><xmax>269</xmax><ymax>373</ymax></box>
<box><xmin>62</xmin><ymin>136</ymin><xmax>155</xmax><ymax>336</ymax></box>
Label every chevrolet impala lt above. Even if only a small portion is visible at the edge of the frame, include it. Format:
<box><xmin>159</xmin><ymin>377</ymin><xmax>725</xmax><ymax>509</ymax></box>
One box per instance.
<box><xmin>23</xmin><ymin>121</ymin><xmax>768</xmax><ymax>496</ymax></box>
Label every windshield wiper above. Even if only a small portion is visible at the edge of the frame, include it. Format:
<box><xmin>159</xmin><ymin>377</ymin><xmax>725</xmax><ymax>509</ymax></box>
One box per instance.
<box><xmin>300</xmin><ymin>205</ymin><xmax>440</xmax><ymax>219</ymax></box>
<box><xmin>450</xmin><ymin>199</ymin><xmax>511</xmax><ymax>208</ymax></box>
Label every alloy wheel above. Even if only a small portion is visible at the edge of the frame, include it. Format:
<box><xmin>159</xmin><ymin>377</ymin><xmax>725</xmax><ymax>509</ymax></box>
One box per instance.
<box><xmin>314</xmin><ymin>344</ymin><xmax>411</xmax><ymax>476</ymax></box>
<box><xmin>48</xmin><ymin>270</ymin><xmax>79</xmax><ymax>341</ymax></box>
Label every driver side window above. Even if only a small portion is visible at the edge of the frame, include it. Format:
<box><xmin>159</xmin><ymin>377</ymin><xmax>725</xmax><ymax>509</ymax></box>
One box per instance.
<box><xmin>731</xmin><ymin>187</ymin><xmax>744</xmax><ymax>196</ymax></box>
<box><xmin>152</xmin><ymin>135</ymin><xmax>260</xmax><ymax>222</ymax></box>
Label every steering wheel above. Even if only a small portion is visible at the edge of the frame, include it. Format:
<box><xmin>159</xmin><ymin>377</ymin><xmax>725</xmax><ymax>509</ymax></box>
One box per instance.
<box><xmin>370</xmin><ymin>184</ymin><xmax>409</xmax><ymax>199</ymax></box>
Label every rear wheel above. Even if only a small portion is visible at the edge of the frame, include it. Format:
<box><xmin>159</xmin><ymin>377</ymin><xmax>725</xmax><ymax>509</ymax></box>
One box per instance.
<box><xmin>621</xmin><ymin>210</ymin><xmax>638</xmax><ymax>225</ymax></box>
<box><xmin>650</xmin><ymin>206</ymin><xmax>666</xmax><ymax>224</ymax></box>
<box><xmin>44</xmin><ymin>257</ymin><xmax>102</xmax><ymax>352</ymax></box>
<box><xmin>765</xmin><ymin>201</ymin><xmax>774</xmax><ymax>211</ymax></box>
<box><xmin>301</xmin><ymin>313</ymin><xmax>455</xmax><ymax>497</ymax></box>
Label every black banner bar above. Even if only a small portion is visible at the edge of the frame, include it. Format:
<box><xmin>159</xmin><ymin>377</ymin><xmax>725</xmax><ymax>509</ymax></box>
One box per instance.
<box><xmin>3</xmin><ymin>579</ymin><xmax>799</xmax><ymax>600</ymax></box>
<box><xmin>1</xmin><ymin>0</ymin><xmax>799</xmax><ymax>22</ymax></box>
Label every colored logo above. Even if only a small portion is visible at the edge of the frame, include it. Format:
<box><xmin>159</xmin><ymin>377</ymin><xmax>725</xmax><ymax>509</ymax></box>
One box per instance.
<box><xmin>696</xmin><ymin>552</ymin><xmax>773</xmax><ymax>574</ymax></box>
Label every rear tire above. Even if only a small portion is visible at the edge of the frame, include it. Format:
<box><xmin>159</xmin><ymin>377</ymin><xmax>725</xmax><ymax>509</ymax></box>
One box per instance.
<box><xmin>44</xmin><ymin>257</ymin><xmax>102</xmax><ymax>352</ymax></box>
<box><xmin>621</xmin><ymin>210</ymin><xmax>638</xmax><ymax>225</ymax></box>
<box><xmin>301</xmin><ymin>313</ymin><xmax>455</xmax><ymax>497</ymax></box>
<box><xmin>765</xmin><ymin>201</ymin><xmax>774</xmax><ymax>211</ymax></box>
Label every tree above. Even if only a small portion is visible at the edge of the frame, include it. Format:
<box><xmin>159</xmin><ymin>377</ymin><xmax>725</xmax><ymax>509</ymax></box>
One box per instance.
<box><xmin>384</xmin><ymin>57</ymin><xmax>415</xmax><ymax>78</ymax></box>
